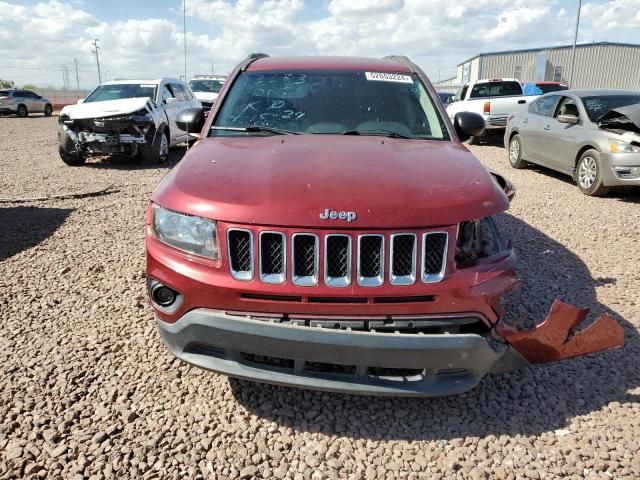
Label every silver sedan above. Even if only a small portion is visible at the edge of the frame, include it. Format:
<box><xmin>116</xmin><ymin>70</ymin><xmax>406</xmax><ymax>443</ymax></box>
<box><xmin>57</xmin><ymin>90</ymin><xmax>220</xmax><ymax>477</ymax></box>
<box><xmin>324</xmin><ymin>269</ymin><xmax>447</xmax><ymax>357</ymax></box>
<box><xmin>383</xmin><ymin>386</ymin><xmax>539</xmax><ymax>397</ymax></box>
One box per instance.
<box><xmin>504</xmin><ymin>89</ymin><xmax>640</xmax><ymax>196</ymax></box>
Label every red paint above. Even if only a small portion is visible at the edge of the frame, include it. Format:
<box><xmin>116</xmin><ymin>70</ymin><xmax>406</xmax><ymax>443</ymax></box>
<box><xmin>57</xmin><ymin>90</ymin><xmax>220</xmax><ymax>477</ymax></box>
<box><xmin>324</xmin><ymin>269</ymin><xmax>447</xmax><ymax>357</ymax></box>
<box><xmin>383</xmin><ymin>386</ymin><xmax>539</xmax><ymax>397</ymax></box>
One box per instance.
<box><xmin>496</xmin><ymin>300</ymin><xmax>624</xmax><ymax>363</ymax></box>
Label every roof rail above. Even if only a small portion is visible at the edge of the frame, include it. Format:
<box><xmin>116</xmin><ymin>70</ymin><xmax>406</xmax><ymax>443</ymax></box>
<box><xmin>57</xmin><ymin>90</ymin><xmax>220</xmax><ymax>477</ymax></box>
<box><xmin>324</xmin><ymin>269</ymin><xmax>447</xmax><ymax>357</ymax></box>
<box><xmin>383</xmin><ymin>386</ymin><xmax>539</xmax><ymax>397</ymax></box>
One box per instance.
<box><xmin>240</xmin><ymin>52</ymin><xmax>270</xmax><ymax>71</ymax></box>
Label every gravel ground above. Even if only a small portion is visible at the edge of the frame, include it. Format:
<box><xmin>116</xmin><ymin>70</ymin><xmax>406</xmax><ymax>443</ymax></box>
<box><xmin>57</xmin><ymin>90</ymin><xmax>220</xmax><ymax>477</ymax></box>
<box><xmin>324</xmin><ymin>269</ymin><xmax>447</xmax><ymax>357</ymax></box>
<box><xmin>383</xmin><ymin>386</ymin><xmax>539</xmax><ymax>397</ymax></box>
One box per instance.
<box><xmin>1</xmin><ymin>118</ymin><xmax>639</xmax><ymax>479</ymax></box>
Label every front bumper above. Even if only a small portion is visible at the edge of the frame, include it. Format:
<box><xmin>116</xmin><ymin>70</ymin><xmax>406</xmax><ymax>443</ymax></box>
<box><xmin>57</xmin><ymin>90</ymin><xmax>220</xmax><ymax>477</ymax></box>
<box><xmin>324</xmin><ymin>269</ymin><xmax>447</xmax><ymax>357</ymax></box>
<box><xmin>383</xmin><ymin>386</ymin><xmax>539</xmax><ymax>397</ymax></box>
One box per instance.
<box><xmin>0</xmin><ymin>106</ymin><xmax>17</xmax><ymax>113</ymax></box>
<box><xmin>157</xmin><ymin>309</ymin><xmax>529</xmax><ymax>396</ymax></box>
<box><xmin>598</xmin><ymin>152</ymin><xmax>640</xmax><ymax>187</ymax></box>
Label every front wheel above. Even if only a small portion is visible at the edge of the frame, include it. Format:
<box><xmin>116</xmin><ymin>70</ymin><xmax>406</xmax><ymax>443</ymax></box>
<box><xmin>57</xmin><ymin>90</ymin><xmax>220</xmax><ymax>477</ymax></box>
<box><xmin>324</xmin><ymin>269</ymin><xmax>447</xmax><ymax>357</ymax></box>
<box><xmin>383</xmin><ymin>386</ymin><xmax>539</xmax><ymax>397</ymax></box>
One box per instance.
<box><xmin>576</xmin><ymin>150</ymin><xmax>609</xmax><ymax>196</ymax></box>
<box><xmin>44</xmin><ymin>104</ymin><xmax>53</xmax><ymax>116</ymax></box>
<box><xmin>58</xmin><ymin>126</ymin><xmax>86</xmax><ymax>166</ymax></box>
<box><xmin>508</xmin><ymin>134</ymin><xmax>527</xmax><ymax>169</ymax></box>
<box><xmin>139</xmin><ymin>127</ymin><xmax>169</xmax><ymax>165</ymax></box>
<box><xmin>16</xmin><ymin>105</ymin><xmax>27</xmax><ymax>117</ymax></box>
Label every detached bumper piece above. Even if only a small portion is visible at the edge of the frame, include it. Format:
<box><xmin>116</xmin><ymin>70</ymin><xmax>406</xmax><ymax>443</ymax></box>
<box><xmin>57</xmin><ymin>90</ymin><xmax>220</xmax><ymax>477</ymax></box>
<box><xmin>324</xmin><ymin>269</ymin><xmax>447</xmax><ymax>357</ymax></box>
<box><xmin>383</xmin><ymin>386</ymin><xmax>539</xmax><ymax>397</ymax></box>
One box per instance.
<box><xmin>496</xmin><ymin>299</ymin><xmax>624</xmax><ymax>363</ymax></box>
<box><xmin>157</xmin><ymin>310</ymin><xmax>529</xmax><ymax>396</ymax></box>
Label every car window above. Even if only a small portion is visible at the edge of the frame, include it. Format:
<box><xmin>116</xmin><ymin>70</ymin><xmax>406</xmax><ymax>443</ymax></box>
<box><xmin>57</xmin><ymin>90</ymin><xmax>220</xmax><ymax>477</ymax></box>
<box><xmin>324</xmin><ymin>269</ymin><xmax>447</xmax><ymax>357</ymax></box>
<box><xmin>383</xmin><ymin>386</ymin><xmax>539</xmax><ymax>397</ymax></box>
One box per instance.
<box><xmin>537</xmin><ymin>83</ymin><xmax>568</xmax><ymax>94</ymax></box>
<box><xmin>469</xmin><ymin>82</ymin><xmax>495</xmax><ymax>98</ymax></box>
<box><xmin>455</xmin><ymin>85</ymin><xmax>468</xmax><ymax>101</ymax></box>
<box><xmin>182</xmin><ymin>85</ymin><xmax>194</xmax><ymax>101</ymax></box>
<box><xmin>502</xmin><ymin>81</ymin><xmax>522</xmax><ymax>96</ymax></box>
<box><xmin>214</xmin><ymin>69</ymin><xmax>449</xmax><ymax>140</ymax></box>
<box><xmin>161</xmin><ymin>85</ymin><xmax>174</xmax><ymax>103</ymax></box>
<box><xmin>528</xmin><ymin>96</ymin><xmax>559</xmax><ymax>116</ymax></box>
<box><xmin>170</xmin><ymin>83</ymin><xmax>187</xmax><ymax>101</ymax></box>
<box><xmin>189</xmin><ymin>79</ymin><xmax>224</xmax><ymax>93</ymax></box>
<box><xmin>0</xmin><ymin>90</ymin><xmax>11</xmax><ymax>96</ymax></box>
<box><xmin>554</xmin><ymin>97</ymin><xmax>579</xmax><ymax>119</ymax></box>
<box><xmin>581</xmin><ymin>95</ymin><xmax>640</xmax><ymax>122</ymax></box>
<box><xmin>84</xmin><ymin>84</ymin><xmax>158</xmax><ymax>103</ymax></box>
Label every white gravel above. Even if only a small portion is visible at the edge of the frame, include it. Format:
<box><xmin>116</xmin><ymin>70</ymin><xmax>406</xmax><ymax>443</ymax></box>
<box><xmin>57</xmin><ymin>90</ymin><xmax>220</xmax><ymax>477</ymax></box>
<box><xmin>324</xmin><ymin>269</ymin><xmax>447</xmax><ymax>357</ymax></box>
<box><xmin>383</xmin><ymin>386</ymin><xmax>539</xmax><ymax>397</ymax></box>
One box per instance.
<box><xmin>1</xmin><ymin>118</ymin><xmax>639</xmax><ymax>479</ymax></box>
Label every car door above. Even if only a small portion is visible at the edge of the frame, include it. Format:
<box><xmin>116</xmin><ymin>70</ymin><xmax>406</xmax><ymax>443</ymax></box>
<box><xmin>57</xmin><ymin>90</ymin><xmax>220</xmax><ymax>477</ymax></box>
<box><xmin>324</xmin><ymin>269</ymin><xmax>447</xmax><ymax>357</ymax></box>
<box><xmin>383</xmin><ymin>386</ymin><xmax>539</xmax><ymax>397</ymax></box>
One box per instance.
<box><xmin>159</xmin><ymin>83</ymin><xmax>181</xmax><ymax>143</ymax></box>
<box><xmin>518</xmin><ymin>95</ymin><xmax>559</xmax><ymax>163</ymax></box>
<box><xmin>25</xmin><ymin>91</ymin><xmax>43</xmax><ymax>112</ymax></box>
<box><xmin>541</xmin><ymin>95</ymin><xmax>582</xmax><ymax>173</ymax></box>
<box><xmin>169</xmin><ymin>83</ymin><xmax>192</xmax><ymax>142</ymax></box>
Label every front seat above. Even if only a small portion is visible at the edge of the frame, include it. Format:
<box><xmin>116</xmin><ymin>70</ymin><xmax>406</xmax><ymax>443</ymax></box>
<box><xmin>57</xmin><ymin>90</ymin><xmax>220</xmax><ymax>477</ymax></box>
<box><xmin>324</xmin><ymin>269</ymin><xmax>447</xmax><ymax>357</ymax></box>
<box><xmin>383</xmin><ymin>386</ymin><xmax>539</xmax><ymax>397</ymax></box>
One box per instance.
<box><xmin>559</xmin><ymin>103</ymin><xmax>579</xmax><ymax>117</ymax></box>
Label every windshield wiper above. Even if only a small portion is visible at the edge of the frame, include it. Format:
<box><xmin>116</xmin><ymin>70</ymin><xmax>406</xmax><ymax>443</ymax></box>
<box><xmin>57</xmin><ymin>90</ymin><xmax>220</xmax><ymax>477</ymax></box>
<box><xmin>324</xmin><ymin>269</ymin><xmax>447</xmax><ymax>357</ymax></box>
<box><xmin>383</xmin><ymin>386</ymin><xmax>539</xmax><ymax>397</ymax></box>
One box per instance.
<box><xmin>211</xmin><ymin>126</ymin><xmax>300</xmax><ymax>135</ymax></box>
<box><xmin>342</xmin><ymin>129</ymin><xmax>414</xmax><ymax>139</ymax></box>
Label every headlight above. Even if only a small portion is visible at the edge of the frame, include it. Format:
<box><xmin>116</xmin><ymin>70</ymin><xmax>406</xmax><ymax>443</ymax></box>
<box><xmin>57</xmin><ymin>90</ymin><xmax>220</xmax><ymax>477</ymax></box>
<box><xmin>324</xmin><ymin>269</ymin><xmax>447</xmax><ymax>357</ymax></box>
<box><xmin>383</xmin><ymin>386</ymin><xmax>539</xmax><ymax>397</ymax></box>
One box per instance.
<box><xmin>152</xmin><ymin>204</ymin><xmax>219</xmax><ymax>259</ymax></box>
<box><xmin>609</xmin><ymin>138</ymin><xmax>640</xmax><ymax>153</ymax></box>
<box><xmin>455</xmin><ymin>216</ymin><xmax>506</xmax><ymax>265</ymax></box>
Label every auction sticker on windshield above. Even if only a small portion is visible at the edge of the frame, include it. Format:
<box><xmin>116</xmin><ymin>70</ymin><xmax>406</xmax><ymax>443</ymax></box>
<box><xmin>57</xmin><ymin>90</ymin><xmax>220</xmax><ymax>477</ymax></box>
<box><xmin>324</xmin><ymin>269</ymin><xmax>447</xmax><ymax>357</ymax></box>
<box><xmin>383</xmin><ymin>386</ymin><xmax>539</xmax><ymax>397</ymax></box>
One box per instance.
<box><xmin>365</xmin><ymin>72</ymin><xmax>413</xmax><ymax>83</ymax></box>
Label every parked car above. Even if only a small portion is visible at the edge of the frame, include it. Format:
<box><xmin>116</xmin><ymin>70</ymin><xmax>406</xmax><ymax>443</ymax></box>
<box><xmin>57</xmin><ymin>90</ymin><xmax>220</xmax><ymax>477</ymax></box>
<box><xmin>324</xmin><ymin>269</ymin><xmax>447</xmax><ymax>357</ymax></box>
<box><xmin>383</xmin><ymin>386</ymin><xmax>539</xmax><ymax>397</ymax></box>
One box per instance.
<box><xmin>0</xmin><ymin>89</ymin><xmax>53</xmax><ymax>117</ymax></box>
<box><xmin>437</xmin><ymin>91</ymin><xmax>455</xmax><ymax>105</ymax></box>
<box><xmin>522</xmin><ymin>81</ymin><xmax>568</xmax><ymax>95</ymax></box>
<box><xmin>446</xmin><ymin>78</ymin><xmax>533</xmax><ymax>144</ymax></box>
<box><xmin>146</xmin><ymin>54</ymin><xmax>622</xmax><ymax>396</ymax></box>
<box><xmin>505</xmin><ymin>89</ymin><xmax>640</xmax><ymax>196</ymax></box>
<box><xmin>188</xmin><ymin>75</ymin><xmax>226</xmax><ymax>113</ymax></box>
<box><xmin>58</xmin><ymin>79</ymin><xmax>201</xmax><ymax>165</ymax></box>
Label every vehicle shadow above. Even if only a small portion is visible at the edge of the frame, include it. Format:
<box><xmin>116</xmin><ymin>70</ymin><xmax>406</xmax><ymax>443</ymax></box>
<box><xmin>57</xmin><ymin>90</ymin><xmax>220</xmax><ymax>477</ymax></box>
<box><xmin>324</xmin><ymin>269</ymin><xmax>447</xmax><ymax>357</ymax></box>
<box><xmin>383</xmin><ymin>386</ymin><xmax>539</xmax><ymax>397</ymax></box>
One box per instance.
<box><xmin>0</xmin><ymin>206</ymin><xmax>73</xmax><ymax>261</ymax></box>
<box><xmin>228</xmin><ymin>213</ymin><xmax>638</xmax><ymax>440</ymax></box>
<box><xmin>81</xmin><ymin>146</ymin><xmax>188</xmax><ymax>171</ymax></box>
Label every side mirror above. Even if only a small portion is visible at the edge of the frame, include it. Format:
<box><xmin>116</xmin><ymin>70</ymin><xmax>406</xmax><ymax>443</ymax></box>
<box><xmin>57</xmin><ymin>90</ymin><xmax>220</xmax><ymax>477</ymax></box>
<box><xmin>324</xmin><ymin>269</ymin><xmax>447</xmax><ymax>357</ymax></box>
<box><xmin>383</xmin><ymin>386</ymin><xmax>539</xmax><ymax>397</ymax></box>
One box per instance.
<box><xmin>454</xmin><ymin>112</ymin><xmax>485</xmax><ymax>142</ymax></box>
<box><xmin>175</xmin><ymin>107</ymin><xmax>205</xmax><ymax>136</ymax></box>
<box><xmin>165</xmin><ymin>97</ymin><xmax>178</xmax><ymax>105</ymax></box>
<box><xmin>77</xmin><ymin>98</ymin><xmax>85</xmax><ymax>104</ymax></box>
<box><xmin>558</xmin><ymin>114</ymin><xmax>579</xmax><ymax>124</ymax></box>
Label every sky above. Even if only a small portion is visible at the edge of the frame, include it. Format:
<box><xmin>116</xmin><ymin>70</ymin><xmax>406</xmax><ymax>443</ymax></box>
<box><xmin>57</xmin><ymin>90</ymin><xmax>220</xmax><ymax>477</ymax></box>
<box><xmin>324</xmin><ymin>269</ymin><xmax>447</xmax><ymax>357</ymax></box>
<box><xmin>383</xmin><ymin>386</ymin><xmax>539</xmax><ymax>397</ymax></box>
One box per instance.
<box><xmin>1</xmin><ymin>0</ymin><xmax>639</xmax><ymax>89</ymax></box>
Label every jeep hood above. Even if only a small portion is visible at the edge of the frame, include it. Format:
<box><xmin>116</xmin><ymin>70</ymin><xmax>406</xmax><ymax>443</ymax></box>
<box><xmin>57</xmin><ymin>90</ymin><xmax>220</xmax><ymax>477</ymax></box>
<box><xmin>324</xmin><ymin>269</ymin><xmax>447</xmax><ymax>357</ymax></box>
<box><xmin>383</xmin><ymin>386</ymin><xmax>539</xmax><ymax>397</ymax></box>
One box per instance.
<box><xmin>60</xmin><ymin>97</ymin><xmax>153</xmax><ymax>120</ymax></box>
<box><xmin>153</xmin><ymin>135</ymin><xmax>510</xmax><ymax>228</ymax></box>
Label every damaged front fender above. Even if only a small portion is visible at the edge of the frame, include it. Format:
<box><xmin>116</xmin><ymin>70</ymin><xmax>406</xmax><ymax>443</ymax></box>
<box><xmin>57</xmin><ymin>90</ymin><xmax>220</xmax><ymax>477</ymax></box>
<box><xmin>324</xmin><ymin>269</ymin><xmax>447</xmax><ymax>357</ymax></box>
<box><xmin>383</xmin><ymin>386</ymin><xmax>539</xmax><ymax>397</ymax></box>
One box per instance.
<box><xmin>496</xmin><ymin>299</ymin><xmax>624</xmax><ymax>363</ymax></box>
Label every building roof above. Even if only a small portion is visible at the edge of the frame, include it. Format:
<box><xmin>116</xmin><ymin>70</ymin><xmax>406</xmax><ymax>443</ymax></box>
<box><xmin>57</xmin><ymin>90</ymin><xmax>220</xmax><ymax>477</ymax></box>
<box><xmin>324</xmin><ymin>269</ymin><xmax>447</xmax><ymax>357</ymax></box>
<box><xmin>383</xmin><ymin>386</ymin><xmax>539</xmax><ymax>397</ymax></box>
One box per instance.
<box><xmin>248</xmin><ymin>56</ymin><xmax>412</xmax><ymax>73</ymax></box>
<box><xmin>459</xmin><ymin>41</ymin><xmax>640</xmax><ymax>66</ymax></box>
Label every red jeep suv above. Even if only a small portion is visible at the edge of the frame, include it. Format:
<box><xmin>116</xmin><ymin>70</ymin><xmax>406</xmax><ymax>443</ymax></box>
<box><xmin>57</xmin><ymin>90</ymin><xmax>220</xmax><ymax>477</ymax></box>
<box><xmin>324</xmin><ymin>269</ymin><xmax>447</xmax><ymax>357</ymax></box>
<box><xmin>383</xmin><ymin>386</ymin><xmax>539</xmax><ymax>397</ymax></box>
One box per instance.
<box><xmin>145</xmin><ymin>54</ymin><xmax>622</xmax><ymax>396</ymax></box>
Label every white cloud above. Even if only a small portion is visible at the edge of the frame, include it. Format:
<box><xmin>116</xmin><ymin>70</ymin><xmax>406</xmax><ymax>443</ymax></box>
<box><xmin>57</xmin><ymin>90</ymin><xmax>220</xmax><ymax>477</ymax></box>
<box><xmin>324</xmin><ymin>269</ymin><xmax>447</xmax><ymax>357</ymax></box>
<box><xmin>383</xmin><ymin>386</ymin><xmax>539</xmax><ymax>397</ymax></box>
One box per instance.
<box><xmin>0</xmin><ymin>0</ymin><xmax>639</xmax><ymax>89</ymax></box>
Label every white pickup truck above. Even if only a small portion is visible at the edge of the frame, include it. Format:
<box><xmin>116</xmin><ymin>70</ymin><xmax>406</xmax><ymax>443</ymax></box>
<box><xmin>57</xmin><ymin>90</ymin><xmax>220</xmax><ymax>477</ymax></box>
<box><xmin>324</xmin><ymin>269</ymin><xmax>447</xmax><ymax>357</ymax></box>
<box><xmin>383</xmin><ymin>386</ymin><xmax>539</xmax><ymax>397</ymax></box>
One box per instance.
<box><xmin>446</xmin><ymin>78</ymin><xmax>534</xmax><ymax>144</ymax></box>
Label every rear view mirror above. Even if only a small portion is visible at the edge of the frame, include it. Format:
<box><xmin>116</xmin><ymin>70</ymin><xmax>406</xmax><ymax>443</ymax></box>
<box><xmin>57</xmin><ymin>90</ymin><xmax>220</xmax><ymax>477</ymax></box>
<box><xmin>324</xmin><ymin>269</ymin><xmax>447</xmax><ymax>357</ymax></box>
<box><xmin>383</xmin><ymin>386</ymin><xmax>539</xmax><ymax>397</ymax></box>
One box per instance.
<box><xmin>176</xmin><ymin>107</ymin><xmax>205</xmax><ymax>136</ymax></box>
<box><xmin>558</xmin><ymin>114</ymin><xmax>579</xmax><ymax>124</ymax></box>
<box><xmin>454</xmin><ymin>112</ymin><xmax>485</xmax><ymax>142</ymax></box>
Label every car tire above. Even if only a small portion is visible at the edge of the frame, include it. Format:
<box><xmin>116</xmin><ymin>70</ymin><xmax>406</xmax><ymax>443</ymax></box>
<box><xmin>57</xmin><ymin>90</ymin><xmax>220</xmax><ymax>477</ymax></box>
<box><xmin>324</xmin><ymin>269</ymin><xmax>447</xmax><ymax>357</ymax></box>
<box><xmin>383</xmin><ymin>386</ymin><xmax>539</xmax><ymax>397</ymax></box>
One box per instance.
<box><xmin>44</xmin><ymin>104</ymin><xmax>53</xmax><ymax>117</ymax></box>
<box><xmin>140</xmin><ymin>126</ymin><xmax>169</xmax><ymax>165</ymax></box>
<box><xmin>58</xmin><ymin>126</ymin><xmax>86</xmax><ymax>166</ymax></box>
<box><xmin>508</xmin><ymin>134</ymin><xmax>527</xmax><ymax>169</ymax></box>
<box><xmin>467</xmin><ymin>132</ymin><xmax>486</xmax><ymax>146</ymax></box>
<box><xmin>17</xmin><ymin>105</ymin><xmax>28</xmax><ymax>117</ymax></box>
<box><xmin>576</xmin><ymin>149</ymin><xmax>610</xmax><ymax>196</ymax></box>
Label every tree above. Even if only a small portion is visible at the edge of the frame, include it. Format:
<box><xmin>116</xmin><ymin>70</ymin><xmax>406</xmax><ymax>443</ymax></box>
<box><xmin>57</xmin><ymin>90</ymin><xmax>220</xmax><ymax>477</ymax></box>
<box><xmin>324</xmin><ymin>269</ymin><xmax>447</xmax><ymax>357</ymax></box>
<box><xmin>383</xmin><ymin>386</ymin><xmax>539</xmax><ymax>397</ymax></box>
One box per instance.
<box><xmin>22</xmin><ymin>83</ymin><xmax>37</xmax><ymax>90</ymax></box>
<box><xmin>0</xmin><ymin>78</ymin><xmax>16</xmax><ymax>88</ymax></box>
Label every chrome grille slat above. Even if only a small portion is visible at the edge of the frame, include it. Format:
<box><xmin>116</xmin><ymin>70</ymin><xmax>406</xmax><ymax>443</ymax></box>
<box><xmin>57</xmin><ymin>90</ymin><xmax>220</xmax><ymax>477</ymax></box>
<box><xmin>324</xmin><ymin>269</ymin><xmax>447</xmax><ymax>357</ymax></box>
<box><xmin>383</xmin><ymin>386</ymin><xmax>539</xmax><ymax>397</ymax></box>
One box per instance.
<box><xmin>324</xmin><ymin>234</ymin><xmax>351</xmax><ymax>287</ymax></box>
<box><xmin>390</xmin><ymin>233</ymin><xmax>417</xmax><ymax>285</ymax></box>
<box><xmin>259</xmin><ymin>231</ymin><xmax>285</xmax><ymax>284</ymax></box>
<box><xmin>422</xmin><ymin>231</ymin><xmax>448</xmax><ymax>283</ymax></box>
<box><xmin>357</xmin><ymin>234</ymin><xmax>384</xmax><ymax>287</ymax></box>
<box><xmin>292</xmin><ymin>234</ymin><xmax>319</xmax><ymax>286</ymax></box>
<box><xmin>228</xmin><ymin>229</ymin><xmax>253</xmax><ymax>281</ymax></box>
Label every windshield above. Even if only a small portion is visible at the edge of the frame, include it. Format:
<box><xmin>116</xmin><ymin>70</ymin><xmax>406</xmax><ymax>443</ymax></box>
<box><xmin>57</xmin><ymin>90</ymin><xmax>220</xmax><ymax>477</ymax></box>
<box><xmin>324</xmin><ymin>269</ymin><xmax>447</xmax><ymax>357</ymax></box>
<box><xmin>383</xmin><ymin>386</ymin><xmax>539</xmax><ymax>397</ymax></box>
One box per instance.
<box><xmin>537</xmin><ymin>83</ymin><xmax>568</xmax><ymax>94</ymax></box>
<box><xmin>84</xmin><ymin>84</ymin><xmax>157</xmax><ymax>103</ymax></box>
<box><xmin>0</xmin><ymin>90</ymin><xmax>10</xmax><ymax>97</ymax></box>
<box><xmin>189</xmin><ymin>80</ymin><xmax>224</xmax><ymax>93</ymax></box>
<box><xmin>213</xmin><ymin>70</ymin><xmax>448</xmax><ymax>139</ymax></box>
<box><xmin>582</xmin><ymin>95</ymin><xmax>640</xmax><ymax>122</ymax></box>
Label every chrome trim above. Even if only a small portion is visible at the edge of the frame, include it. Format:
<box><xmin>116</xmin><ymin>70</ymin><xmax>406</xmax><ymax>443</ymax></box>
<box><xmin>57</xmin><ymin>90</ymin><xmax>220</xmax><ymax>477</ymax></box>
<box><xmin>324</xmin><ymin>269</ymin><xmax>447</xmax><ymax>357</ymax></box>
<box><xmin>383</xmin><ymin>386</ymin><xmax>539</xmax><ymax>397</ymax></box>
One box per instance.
<box><xmin>227</xmin><ymin>228</ymin><xmax>254</xmax><ymax>281</ymax></box>
<box><xmin>357</xmin><ymin>234</ymin><xmax>384</xmax><ymax>287</ymax></box>
<box><xmin>259</xmin><ymin>231</ymin><xmax>286</xmax><ymax>284</ymax></box>
<box><xmin>389</xmin><ymin>233</ymin><xmax>417</xmax><ymax>285</ymax></box>
<box><xmin>422</xmin><ymin>231</ymin><xmax>448</xmax><ymax>283</ymax></box>
<box><xmin>292</xmin><ymin>233</ymin><xmax>319</xmax><ymax>286</ymax></box>
<box><xmin>324</xmin><ymin>234</ymin><xmax>352</xmax><ymax>287</ymax></box>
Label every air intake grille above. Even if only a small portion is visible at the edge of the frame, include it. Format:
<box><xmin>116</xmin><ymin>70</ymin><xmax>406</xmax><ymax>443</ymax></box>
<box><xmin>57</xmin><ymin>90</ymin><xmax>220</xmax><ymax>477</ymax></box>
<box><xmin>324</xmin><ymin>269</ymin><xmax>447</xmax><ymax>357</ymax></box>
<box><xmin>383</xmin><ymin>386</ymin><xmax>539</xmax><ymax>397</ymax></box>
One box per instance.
<box><xmin>392</xmin><ymin>235</ymin><xmax>414</xmax><ymax>276</ymax></box>
<box><xmin>228</xmin><ymin>229</ymin><xmax>252</xmax><ymax>280</ymax></box>
<box><xmin>260</xmin><ymin>232</ymin><xmax>285</xmax><ymax>283</ymax></box>
<box><xmin>326</xmin><ymin>236</ymin><xmax>349</xmax><ymax>277</ymax></box>
<box><xmin>358</xmin><ymin>235</ymin><xmax>384</xmax><ymax>286</ymax></box>
<box><xmin>423</xmin><ymin>232</ymin><xmax>448</xmax><ymax>282</ymax></box>
<box><xmin>292</xmin><ymin>234</ymin><xmax>318</xmax><ymax>285</ymax></box>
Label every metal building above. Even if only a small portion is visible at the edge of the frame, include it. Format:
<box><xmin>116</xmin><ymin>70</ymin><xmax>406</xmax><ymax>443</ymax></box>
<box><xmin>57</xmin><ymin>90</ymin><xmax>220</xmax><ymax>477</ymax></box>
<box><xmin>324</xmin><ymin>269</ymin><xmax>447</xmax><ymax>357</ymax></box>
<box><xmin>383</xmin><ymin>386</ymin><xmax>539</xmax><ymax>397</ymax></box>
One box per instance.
<box><xmin>452</xmin><ymin>41</ymin><xmax>640</xmax><ymax>90</ymax></box>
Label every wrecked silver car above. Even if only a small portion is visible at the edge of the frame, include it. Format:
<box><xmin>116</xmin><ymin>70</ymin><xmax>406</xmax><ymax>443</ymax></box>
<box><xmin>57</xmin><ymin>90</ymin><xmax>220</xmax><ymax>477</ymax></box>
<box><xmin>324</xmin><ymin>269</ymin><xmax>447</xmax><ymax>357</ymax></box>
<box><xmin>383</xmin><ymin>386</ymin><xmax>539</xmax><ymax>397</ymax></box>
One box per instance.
<box><xmin>505</xmin><ymin>89</ymin><xmax>640</xmax><ymax>196</ymax></box>
<box><xmin>58</xmin><ymin>79</ymin><xmax>201</xmax><ymax>166</ymax></box>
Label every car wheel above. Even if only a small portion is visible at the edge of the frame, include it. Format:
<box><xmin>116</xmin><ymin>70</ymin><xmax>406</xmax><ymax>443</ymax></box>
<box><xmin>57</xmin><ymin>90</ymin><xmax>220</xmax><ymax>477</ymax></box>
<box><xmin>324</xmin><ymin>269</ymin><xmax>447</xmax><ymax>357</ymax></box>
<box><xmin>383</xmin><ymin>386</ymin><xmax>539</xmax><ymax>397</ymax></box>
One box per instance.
<box><xmin>17</xmin><ymin>105</ymin><xmax>28</xmax><ymax>117</ymax></box>
<box><xmin>467</xmin><ymin>133</ymin><xmax>485</xmax><ymax>145</ymax></box>
<box><xmin>576</xmin><ymin>150</ymin><xmax>609</xmax><ymax>196</ymax></box>
<box><xmin>44</xmin><ymin>104</ymin><xmax>53</xmax><ymax>116</ymax></box>
<box><xmin>58</xmin><ymin>126</ymin><xmax>86</xmax><ymax>166</ymax></box>
<box><xmin>140</xmin><ymin>126</ymin><xmax>169</xmax><ymax>165</ymax></box>
<box><xmin>508</xmin><ymin>134</ymin><xmax>527</xmax><ymax>169</ymax></box>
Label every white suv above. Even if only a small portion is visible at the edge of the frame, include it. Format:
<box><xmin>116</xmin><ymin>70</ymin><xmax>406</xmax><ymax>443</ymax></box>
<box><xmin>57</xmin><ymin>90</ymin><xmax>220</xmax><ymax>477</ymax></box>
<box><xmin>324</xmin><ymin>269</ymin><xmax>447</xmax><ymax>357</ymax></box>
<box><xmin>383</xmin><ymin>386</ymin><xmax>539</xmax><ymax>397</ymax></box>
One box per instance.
<box><xmin>58</xmin><ymin>78</ymin><xmax>201</xmax><ymax>165</ymax></box>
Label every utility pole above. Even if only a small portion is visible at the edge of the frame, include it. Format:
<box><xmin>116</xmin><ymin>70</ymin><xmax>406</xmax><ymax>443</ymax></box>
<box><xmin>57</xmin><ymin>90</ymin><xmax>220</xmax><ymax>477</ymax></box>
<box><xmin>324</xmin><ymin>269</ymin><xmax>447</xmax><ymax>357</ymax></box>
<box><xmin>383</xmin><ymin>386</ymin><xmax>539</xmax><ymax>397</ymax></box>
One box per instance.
<box><xmin>183</xmin><ymin>0</ymin><xmax>187</xmax><ymax>81</ymax></box>
<box><xmin>211</xmin><ymin>62</ymin><xmax>214</xmax><ymax>75</ymax></box>
<box><xmin>62</xmin><ymin>65</ymin><xmax>68</xmax><ymax>89</ymax></box>
<box><xmin>74</xmin><ymin>58</ymin><xmax>80</xmax><ymax>89</ymax></box>
<box><xmin>569</xmin><ymin>0</ymin><xmax>582</xmax><ymax>88</ymax></box>
<box><xmin>91</xmin><ymin>38</ymin><xmax>102</xmax><ymax>83</ymax></box>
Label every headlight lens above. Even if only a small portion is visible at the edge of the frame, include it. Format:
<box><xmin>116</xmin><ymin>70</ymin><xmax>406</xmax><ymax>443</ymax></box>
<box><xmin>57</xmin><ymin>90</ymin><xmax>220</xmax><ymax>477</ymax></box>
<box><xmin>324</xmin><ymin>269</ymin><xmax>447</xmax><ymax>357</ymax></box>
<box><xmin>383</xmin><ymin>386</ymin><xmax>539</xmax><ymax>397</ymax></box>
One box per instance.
<box><xmin>609</xmin><ymin>138</ymin><xmax>640</xmax><ymax>153</ymax></box>
<box><xmin>152</xmin><ymin>204</ymin><xmax>219</xmax><ymax>259</ymax></box>
<box><xmin>455</xmin><ymin>216</ymin><xmax>506</xmax><ymax>265</ymax></box>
